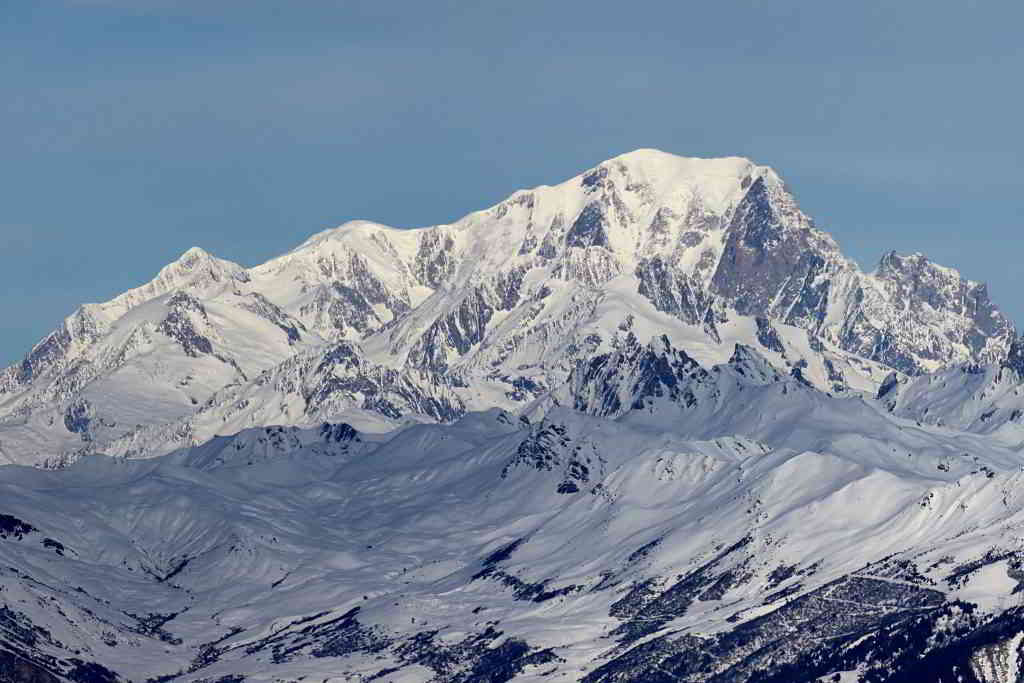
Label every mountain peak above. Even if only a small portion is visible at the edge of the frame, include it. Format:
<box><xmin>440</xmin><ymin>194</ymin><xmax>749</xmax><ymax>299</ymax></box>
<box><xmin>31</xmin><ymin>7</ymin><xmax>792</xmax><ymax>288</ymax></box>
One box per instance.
<box><xmin>593</xmin><ymin>148</ymin><xmax>766</xmax><ymax>189</ymax></box>
<box><xmin>156</xmin><ymin>246</ymin><xmax>217</xmax><ymax>274</ymax></box>
<box><xmin>604</xmin><ymin>147</ymin><xmax>756</xmax><ymax>169</ymax></box>
<box><xmin>179</xmin><ymin>245</ymin><xmax>210</xmax><ymax>260</ymax></box>
<box><xmin>874</xmin><ymin>250</ymin><xmax>974</xmax><ymax>285</ymax></box>
<box><xmin>155</xmin><ymin>245</ymin><xmax>246</xmax><ymax>284</ymax></box>
<box><xmin>82</xmin><ymin>246</ymin><xmax>250</xmax><ymax>325</ymax></box>
<box><xmin>295</xmin><ymin>220</ymin><xmax>399</xmax><ymax>252</ymax></box>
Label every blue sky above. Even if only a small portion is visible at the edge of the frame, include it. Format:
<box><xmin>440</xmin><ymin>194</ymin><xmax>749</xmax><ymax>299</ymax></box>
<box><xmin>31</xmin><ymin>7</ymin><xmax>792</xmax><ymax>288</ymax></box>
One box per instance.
<box><xmin>2</xmin><ymin>1</ymin><xmax>1022</xmax><ymax>365</ymax></box>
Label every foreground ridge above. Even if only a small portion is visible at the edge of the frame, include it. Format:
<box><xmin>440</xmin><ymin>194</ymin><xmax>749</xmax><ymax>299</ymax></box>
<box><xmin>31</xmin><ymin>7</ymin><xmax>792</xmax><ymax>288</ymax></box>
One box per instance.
<box><xmin>3</xmin><ymin>343</ymin><xmax>1024</xmax><ymax>680</ymax></box>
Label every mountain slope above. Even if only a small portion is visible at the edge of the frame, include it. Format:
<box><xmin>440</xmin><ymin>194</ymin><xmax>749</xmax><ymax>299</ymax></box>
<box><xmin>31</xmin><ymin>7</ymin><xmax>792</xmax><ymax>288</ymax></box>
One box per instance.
<box><xmin>4</xmin><ymin>346</ymin><xmax>1024</xmax><ymax>681</ymax></box>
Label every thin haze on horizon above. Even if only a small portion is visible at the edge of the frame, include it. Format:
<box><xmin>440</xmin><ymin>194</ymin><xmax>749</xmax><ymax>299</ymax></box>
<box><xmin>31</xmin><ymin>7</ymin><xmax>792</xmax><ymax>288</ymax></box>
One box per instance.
<box><xmin>2</xmin><ymin>1</ymin><xmax>1022</xmax><ymax>365</ymax></box>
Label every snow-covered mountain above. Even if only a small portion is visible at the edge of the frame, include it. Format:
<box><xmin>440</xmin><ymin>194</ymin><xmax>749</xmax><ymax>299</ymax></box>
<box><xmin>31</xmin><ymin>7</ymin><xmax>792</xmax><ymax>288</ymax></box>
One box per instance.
<box><xmin>0</xmin><ymin>149</ymin><xmax>1012</xmax><ymax>466</ymax></box>
<box><xmin>3</xmin><ymin>149</ymin><xmax>1024</xmax><ymax>682</ymax></box>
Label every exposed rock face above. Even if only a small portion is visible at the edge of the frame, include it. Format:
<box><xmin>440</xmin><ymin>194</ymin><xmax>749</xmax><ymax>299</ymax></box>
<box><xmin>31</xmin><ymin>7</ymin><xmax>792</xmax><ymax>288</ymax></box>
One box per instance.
<box><xmin>568</xmin><ymin>334</ymin><xmax>708</xmax><ymax>418</ymax></box>
<box><xmin>710</xmin><ymin>176</ymin><xmax>833</xmax><ymax>319</ymax></box>
<box><xmin>837</xmin><ymin>251</ymin><xmax>1013</xmax><ymax>374</ymax></box>
<box><xmin>636</xmin><ymin>256</ymin><xmax>711</xmax><ymax>325</ymax></box>
<box><xmin>157</xmin><ymin>292</ymin><xmax>215</xmax><ymax>357</ymax></box>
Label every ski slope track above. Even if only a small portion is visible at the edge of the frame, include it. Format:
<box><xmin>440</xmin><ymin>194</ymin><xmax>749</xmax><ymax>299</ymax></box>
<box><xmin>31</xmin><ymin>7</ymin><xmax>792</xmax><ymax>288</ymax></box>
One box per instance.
<box><xmin>2</xmin><ymin>149</ymin><xmax>1023</xmax><ymax>682</ymax></box>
